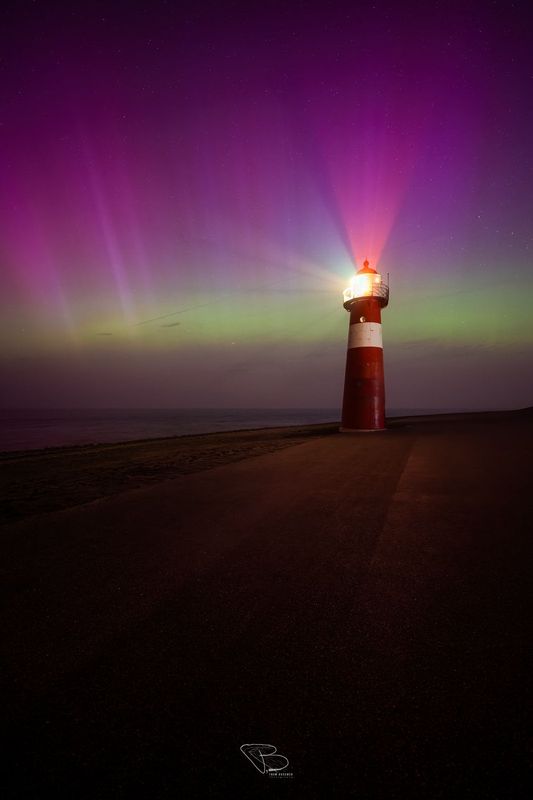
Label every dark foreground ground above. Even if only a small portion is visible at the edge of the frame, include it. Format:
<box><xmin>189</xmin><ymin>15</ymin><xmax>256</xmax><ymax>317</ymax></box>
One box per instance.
<box><xmin>2</xmin><ymin>410</ymin><xmax>532</xmax><ymax>798</ymax></box>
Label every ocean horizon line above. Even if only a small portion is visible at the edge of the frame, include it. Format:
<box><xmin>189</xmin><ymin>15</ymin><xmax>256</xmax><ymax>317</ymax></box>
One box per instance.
<box><xmin>0</xmin><ymin>406</ymin><xmax>525</xmax><ymax>453</ymax></box>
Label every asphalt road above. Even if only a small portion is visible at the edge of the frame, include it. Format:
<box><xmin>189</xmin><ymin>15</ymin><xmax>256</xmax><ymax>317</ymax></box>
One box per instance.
<box><xmin>2</xmin><ymin>412</ymin><xmax>532</xmax><ymax>798</ymax></box>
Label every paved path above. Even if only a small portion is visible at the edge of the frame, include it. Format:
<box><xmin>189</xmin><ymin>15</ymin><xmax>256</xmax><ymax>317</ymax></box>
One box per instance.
<box><xmin>2</xmin><ymin>412</ymin><xmax>532</xmax><ymax>797</ymax></box>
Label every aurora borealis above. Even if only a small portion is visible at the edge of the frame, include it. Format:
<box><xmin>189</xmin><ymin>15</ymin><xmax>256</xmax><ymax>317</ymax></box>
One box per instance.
<box><xmin>1</xmin><ymin>1</ymin><xmax>532</xmax><ymax>409</ymax></box>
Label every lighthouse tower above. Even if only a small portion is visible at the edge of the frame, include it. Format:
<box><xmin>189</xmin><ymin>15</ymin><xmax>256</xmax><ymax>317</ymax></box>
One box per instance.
<box><xmin>340</xmin><ymin>260</ymin><xmax>389</xmax><ymax>431</ymax></box>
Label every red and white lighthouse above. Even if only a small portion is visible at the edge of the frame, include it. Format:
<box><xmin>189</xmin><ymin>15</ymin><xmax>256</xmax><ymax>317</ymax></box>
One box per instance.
<box><xmin>340</xmin><ymin>259</ymin><xmax>389</xmax><ymax>431</ymax></box>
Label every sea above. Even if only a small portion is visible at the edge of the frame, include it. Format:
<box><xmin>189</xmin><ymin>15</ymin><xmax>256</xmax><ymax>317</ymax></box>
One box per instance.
<box><xmin>0</xmin><ymin>407</ymin><xmax>452</xmax><ymax>453</ymax></box>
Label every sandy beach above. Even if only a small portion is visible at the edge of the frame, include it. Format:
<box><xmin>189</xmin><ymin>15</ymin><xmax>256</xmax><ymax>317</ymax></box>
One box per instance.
<box><xmin>1</xmin><ymin>422</ymin><xmax>337</xmax><ymax>525</ymax></box>
<box><xmin>2</xmin><ymin>409</ymin><xmax>532</xmax><ymax>797</ymax></box>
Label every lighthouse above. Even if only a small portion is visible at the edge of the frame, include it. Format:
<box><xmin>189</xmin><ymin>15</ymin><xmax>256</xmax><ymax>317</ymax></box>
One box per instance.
<box><xmin>340</xmin><ymin>260</ymin><xmax>389</xmax><ymax>431</ymax></box>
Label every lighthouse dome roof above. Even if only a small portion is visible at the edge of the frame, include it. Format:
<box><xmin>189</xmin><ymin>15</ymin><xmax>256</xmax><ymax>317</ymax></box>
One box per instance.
<box><xmin>357</xmin><ymin>259</ymin><xmax>377</xmax><ymax>275</ymax></box>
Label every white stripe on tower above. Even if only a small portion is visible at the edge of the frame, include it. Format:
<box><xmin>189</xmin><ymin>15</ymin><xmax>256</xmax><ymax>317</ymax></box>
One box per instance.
<box><xmin>347</xmin><ymin>322</ymin><xmax>383</xmax><ymax>349</ymax></box>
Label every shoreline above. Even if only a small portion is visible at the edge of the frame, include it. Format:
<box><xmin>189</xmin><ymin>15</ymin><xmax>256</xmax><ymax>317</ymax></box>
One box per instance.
<box><xmin>0</xmin><ymin>419</ymin><xmax>338</xmax><ymax>460</ymax></box>
<box><xmin>1</xmin><ymin>406</ymin><xmax>528</xmax><ymax>459</ymax></box>
<box><xmin>2</xmin><ymin>408</ymin><xmax>530</xmax><ymax>527</ymax></box>
<box><xmin>0</xmin><ymin>422</ymin><xmax>338</xmax><ymax>525</ymax></box>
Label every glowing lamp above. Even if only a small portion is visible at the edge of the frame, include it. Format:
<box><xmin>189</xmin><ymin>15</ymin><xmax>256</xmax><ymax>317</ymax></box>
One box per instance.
<box><xmin>342</xmin><ymin>260</ymin><xmax>389</xmax><ymax>308</ymax></box>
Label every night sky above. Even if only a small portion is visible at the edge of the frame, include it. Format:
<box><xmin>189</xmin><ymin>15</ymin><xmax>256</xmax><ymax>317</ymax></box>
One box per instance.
<box><xmin>1</xmin><ymin>0</ymin><xmax>532</xmax><ymax>410</ymax></box>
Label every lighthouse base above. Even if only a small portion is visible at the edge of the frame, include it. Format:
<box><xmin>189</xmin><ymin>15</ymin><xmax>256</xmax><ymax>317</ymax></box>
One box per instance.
<box><xmin>339</xmin><ymin>426</ymin><xmax>387</xmax><ymax>433</ymax></box>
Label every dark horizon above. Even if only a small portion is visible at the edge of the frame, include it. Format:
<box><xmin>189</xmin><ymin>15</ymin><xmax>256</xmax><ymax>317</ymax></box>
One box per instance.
<box><xmin>1</xmin><ymin>404</ymin><xmax>524</xmax><ymax>413</ymax></box>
